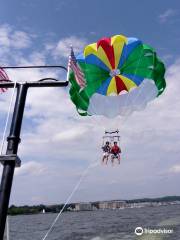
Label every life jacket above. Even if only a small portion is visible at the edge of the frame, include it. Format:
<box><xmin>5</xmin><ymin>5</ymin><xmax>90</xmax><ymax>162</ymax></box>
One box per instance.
<box><xmin>111</xmin><ymin>145</ymin><xmax>120</xmax><ymax>154</ymax></box>
<box><xmin>102</xmin><ymin>145</ymin><xmax>111</xmax><ymax>153</ymax></box>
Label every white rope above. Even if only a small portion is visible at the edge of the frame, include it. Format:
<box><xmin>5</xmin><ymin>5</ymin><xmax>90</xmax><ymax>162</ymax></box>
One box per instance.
<box><xmin>41</xmin><ymin>159</ymin><xmax>99</xmax><ymax>240</ymax></box>
<box><xmin>0</xmin><ymin>81</ymin><xmax>17</xmax><ymax>155</ymax></box>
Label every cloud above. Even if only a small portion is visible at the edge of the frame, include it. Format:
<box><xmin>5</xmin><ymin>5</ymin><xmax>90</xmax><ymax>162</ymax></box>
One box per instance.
<box><xmin>0</xmin><ymin>24</ymin><xmax>34</xmax><ymax>66</ymax></box>
<box><xmin>0</xmin><ymin>24</ymin><xmax>32</xmax><ymax>49</ymax></box>
<box><xmin>14</xmin><ymin>58</ymin><xmax>180</xmax><ymax>204</ymax></box>
<box><xmin>0</xmin><ymin>23</ymin><xmax>180</xmax><ymax>204</ymax></box>
<box><xmin>158</xmin><ymin>9</ymin><xmax>177</xmax><ymax>23</ymax></box>
<box><xmin>169</xmin><ymin>165</ymin><xmax>180</xmax><ymax>174</ymax></box>
<box><xmin>52</xmin><ymin>36</ymin><xmax>88</xmax><ymax>59</ymax></box>
<box><xmin>53</xmin><ymin>126</ymin><xmax>89</xmax><ymax>142</ymax></box>
<box><xmin>9</xmin><ymin>59</ymin><xmax>180</xmax><ymax>165</ymax></box>
<box><xmin>15</xmin><ymin>161</ymin><xmax>47</xmax><ymax>176</ymax></box>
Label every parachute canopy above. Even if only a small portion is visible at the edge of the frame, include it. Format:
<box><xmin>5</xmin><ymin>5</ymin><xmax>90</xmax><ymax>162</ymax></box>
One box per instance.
<box><xmin>69</xmin><ymin>34</ymin><xmax>166</xmax><ymax>118</ymax></box>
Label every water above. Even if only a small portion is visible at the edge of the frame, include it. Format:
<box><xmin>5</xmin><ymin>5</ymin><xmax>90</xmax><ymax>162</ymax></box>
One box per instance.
<box><xmin>7</xmin><ymin>204</ymin><xmax>180</xmax><ymax>240</ymax></box>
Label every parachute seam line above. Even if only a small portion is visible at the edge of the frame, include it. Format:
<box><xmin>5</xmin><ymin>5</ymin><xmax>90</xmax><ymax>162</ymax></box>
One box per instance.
<box><xmin>40</xmin><ymin>159</ymin><xmax>99</xmax><ymax>240</ymax></box>
<box><xmin>0</xmin><ymin>81</ymin><xmax>17</xmax><ymax>155</ymax></box>
<box><xmin>127</xmin><ymin>49</ymin><xmax>155</xmax><ymax>108</ymax></box>
<box><xmin>121</xmin><ymin>50</ymin><xmax>156</xmax><ymax>125</ymax></box>
<box><xmin>118</xmin><ymin>42</ymin><xmax>139</xmax><ymax>116</ymax></box>
<box><xmin>120</xmin><ymin>41</ymin><xmax>130</xmax><ymax>116</ymax></box>
<box><xmin>121</xmin><ymin>46</ymin><xmax>145</xmax><ymax>116</ymax></box>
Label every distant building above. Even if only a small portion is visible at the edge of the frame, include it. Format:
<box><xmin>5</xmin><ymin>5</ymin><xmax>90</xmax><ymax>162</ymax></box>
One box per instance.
<box><xmin>75</xmin><ymin>202</ymin><xmax>92</xmax><ymax>211</ymax></box>
<box><xmin>98</xmin><ymin>200</ymin><xmax>126</xmax><ymax>209</ymax></box>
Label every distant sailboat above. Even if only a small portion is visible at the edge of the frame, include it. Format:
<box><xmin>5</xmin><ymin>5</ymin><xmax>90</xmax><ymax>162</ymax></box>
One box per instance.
<box><xmin>42</xmin><ymin>209</ymin><xmax>46</xmax><ymax>214</ymax></box>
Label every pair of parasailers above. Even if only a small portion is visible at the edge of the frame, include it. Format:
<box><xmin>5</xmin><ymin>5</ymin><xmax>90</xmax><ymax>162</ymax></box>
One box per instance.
<box><xmin>102</xmin><ymin>141</ymin><xmax>121</xmax><ymax>165</ymax></box>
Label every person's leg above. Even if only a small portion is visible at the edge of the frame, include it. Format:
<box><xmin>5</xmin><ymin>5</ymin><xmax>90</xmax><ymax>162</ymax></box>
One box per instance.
<box><xmin>111</xmin><ymin>154</ymin><xmax>114</xmax><ymax>166</ymax></box>
<box><xmin>118</xmin><ymin>154</ymin><xmax>120</xmax><ymax>164</ymax></box>
<box><xmin>102</xmin><ymin>154</ymin><xmax>105</xmax><ymax>164</ymax></box>
<box><xmin>105</xmin><ymin>154</ymin><xmax>109</xmax><ymax>165</ymax></box>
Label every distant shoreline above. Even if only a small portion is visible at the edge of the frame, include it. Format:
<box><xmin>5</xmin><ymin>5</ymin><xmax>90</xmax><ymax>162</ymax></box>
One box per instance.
<box><xmin>8</xmin><ymin>195</ymin><xmax>180</xmax><ymax>215</ymax></box>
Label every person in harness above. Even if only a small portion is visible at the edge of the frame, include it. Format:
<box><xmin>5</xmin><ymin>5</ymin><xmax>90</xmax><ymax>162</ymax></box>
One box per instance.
<box><xmin>111</xmin><ymin>141</ymin><xmax>121</xmax><ymax>165</ymax></box>
<box><xmin>102</xmin><ymin>141</ymin><xmax>111</xmax><ymax>164</ymax></box>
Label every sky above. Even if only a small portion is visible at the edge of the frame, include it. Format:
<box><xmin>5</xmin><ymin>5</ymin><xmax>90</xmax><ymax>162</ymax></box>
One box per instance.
<box><xmin>0</xmin><ymin>0</ymin><xmax>180</xmax><ymax>205</ymax></box>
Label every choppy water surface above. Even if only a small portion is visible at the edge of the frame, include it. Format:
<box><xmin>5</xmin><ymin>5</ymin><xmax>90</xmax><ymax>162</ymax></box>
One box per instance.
<box><xmin>7</xmin><ymin>204</ymin><xmax>180</xmax><ymax>240</ymax></box>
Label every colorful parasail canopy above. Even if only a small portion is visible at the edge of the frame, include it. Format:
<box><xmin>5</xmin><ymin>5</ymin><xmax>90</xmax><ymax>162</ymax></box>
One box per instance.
<box><xmin>69</xmin><ymin>34</ymin><xmax>166</xmax><ymax>118</ymax></box>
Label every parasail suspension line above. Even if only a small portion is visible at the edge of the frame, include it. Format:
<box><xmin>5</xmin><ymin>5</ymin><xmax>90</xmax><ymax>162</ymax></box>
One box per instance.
<box><xmin>41</xmin><ymin>159</ymin><xmax>99</xmax><ymax>240</ymax></box>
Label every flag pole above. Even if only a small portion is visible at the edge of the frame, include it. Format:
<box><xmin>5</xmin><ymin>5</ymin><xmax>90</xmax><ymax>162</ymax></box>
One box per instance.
<box><xmin>66</xmin><ymin>45</ymin><xmax>73</xmax><ymax>82</ymax></box>
<box><xmin>66</xmin><ymin>59</ymin><xmax>70</xmax><ymax>82</ymax></box>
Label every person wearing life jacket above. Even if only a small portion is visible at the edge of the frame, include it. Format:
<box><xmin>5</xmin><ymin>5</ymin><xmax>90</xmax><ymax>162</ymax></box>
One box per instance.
<box><xmin>102</xmin><ymin>141</ymin><xmax>111</xmax><ymax>164</ymax></box>
<box><xmin>111</xmin><ymin>142</ymin><xmax>121</xmax><ymax>165</ymax></box>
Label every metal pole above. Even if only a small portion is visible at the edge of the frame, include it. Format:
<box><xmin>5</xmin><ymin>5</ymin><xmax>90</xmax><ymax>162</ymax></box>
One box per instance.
<box><xmin>0</xmin><ymin>84</ymin><xmax>28</xmax><ymax>240</ymax></box>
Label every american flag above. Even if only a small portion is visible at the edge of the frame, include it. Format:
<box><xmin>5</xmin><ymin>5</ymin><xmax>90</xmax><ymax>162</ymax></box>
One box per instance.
<box><xmin>68</xmin><ymin>47</ymin><xmax>86</xmax><ymax>88</ymax></box>
<box><xmin>0</xmin><ymin>68</ymin><xmax>10</xmax><ymax>93</ymax></box>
